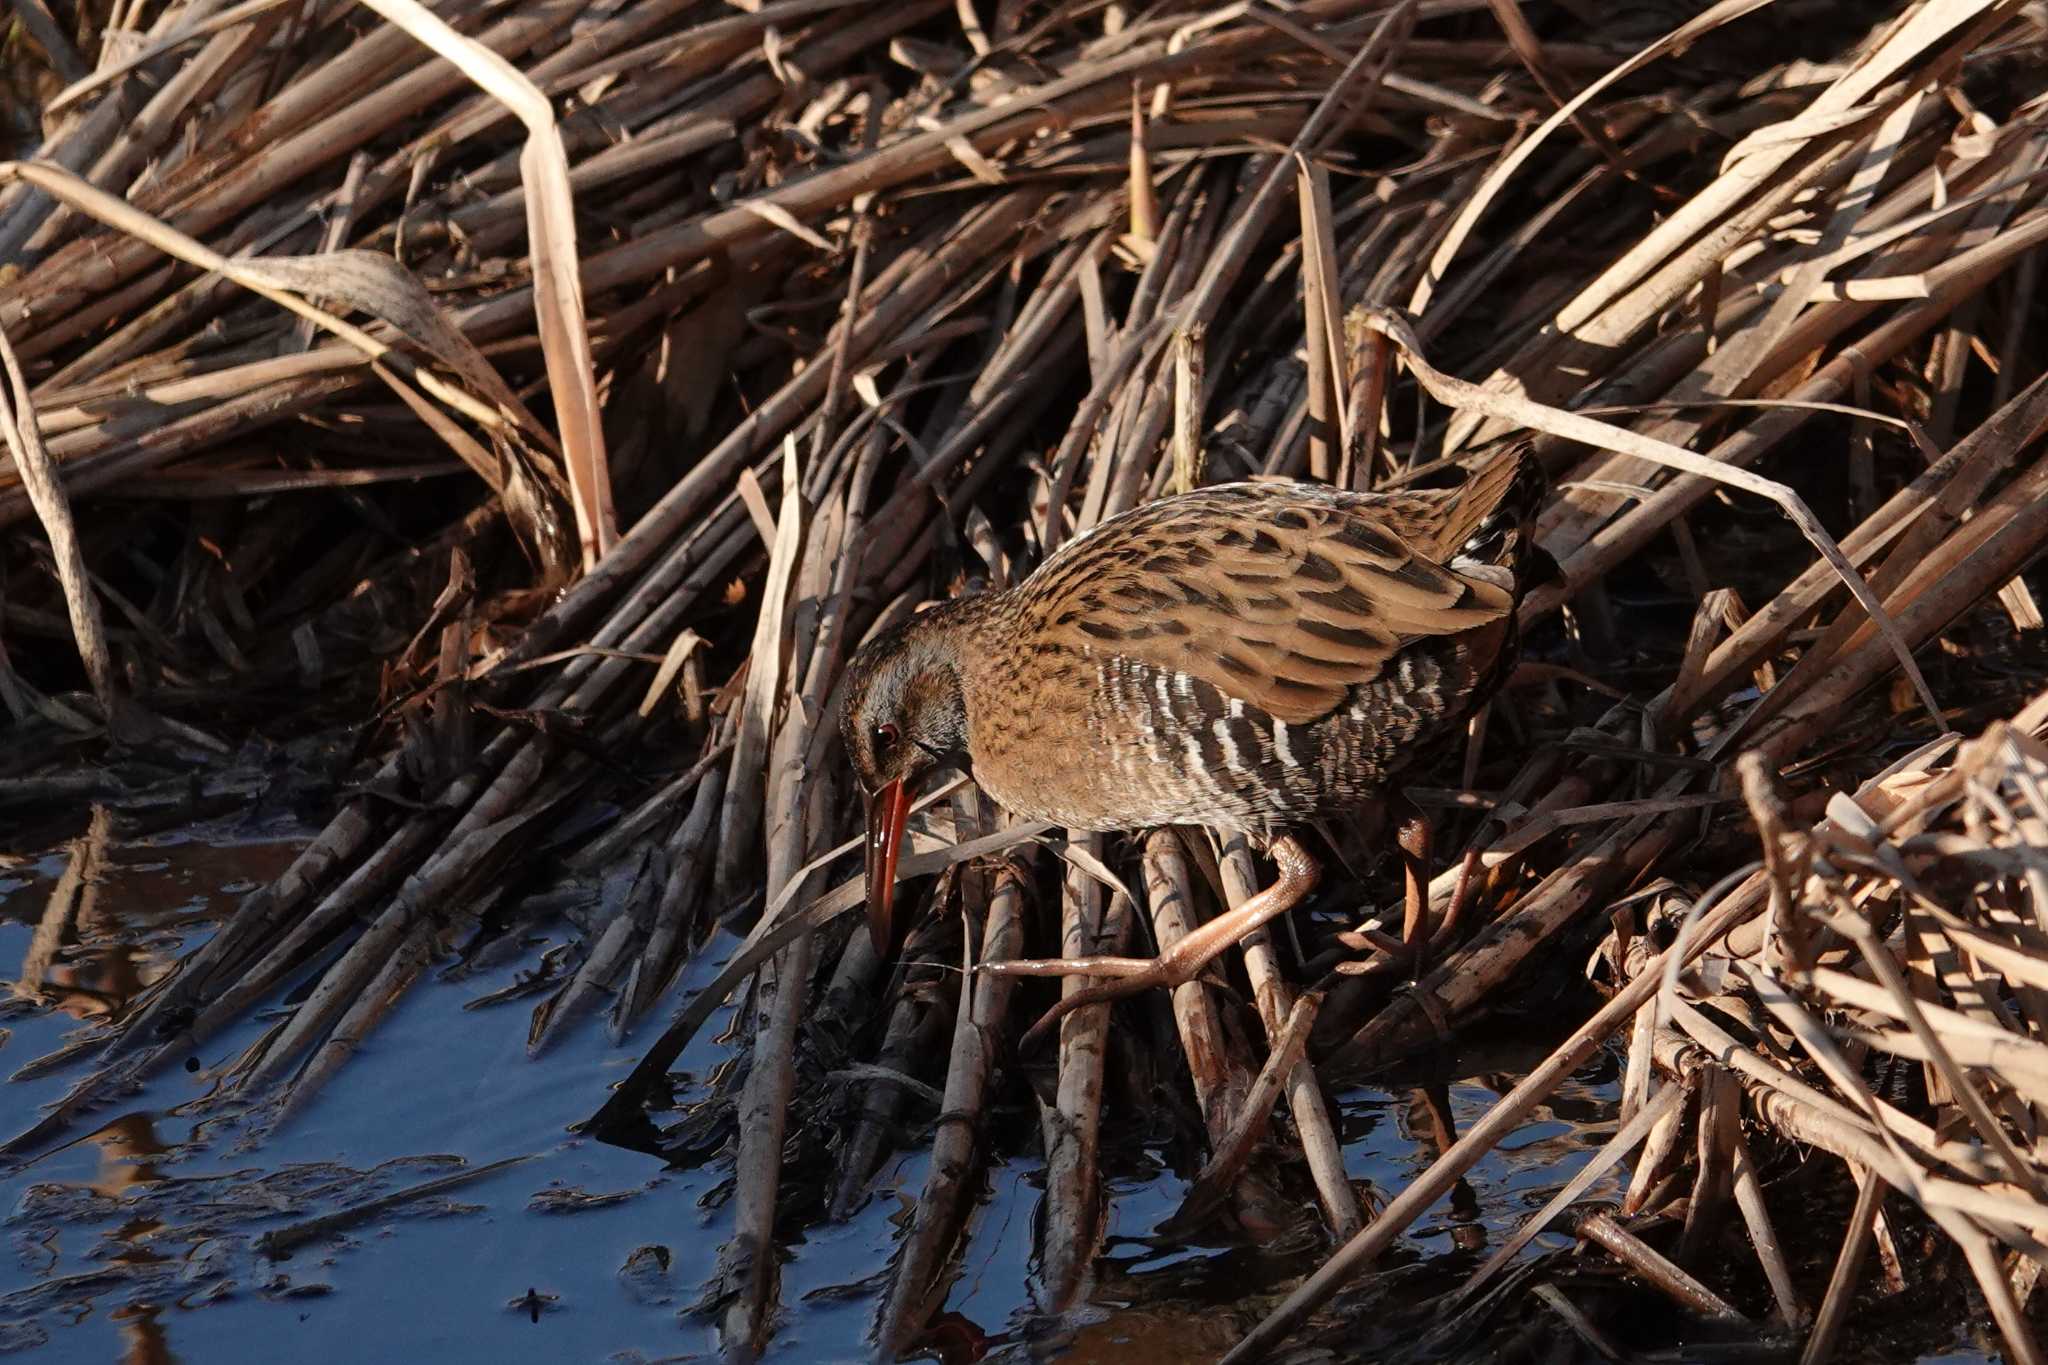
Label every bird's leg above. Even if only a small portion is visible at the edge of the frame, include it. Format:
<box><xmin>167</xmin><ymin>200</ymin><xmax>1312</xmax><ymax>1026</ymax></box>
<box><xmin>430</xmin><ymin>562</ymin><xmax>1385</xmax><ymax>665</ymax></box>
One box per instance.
<box><xmin>1394</xmin><ymin>803</ymin><xmax>1433</xmax><ymax>977</ymax></box>
<box><xmin>989</xmin><ymin>835</ymin><xmax>1321</xmax><ymax>1050</ymax></box>
<box><xmin>1321</xmin><ymin>822</ymin><xmax>1477</xmax><ymax>977</ymax></box>
<box><xmin>1431</xmin><ymin>844</ymin><xmax>1484</xmax><ymax>947</ymax></box>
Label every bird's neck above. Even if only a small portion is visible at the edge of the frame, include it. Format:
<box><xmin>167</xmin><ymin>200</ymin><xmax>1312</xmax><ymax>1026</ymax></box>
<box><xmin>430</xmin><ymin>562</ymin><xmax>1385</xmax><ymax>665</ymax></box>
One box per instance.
<box><xmin>892</xmin><ymin>595</ymin><xmax>996</xmax><ymax>760</ymax></box>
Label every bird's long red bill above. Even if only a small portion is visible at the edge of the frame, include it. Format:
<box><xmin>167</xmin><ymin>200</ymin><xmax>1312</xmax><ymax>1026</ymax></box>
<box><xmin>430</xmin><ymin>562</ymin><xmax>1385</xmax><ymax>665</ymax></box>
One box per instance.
<box><xmin>864</xmin><ymin>778</ymin><xmax>911</xmax><ymax>953</ymax></box>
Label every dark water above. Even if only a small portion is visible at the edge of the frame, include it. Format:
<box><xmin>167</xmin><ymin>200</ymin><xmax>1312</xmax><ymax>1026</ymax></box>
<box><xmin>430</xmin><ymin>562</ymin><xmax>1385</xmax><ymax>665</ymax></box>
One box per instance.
<box><xmin>0</xmin><ymin>816</ymin><xmax>1984</xmax><ymax>1362</ymax></box>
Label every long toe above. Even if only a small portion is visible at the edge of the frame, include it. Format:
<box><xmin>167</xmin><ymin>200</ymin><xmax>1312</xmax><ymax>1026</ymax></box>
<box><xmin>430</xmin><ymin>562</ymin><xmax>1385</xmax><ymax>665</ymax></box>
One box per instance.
<box><xmin>1019</xmin><ymin>973</ymin><xmax>1165</xmax><ymax>1051</ymax></box>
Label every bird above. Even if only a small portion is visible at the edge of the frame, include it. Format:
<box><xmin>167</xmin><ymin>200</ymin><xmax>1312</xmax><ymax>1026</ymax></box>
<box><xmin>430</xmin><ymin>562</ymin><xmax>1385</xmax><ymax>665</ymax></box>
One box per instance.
<box><xmin>839</xmin><ymin>446</ymin><xmax>1553</xmax><ymax>1044</ymax></box>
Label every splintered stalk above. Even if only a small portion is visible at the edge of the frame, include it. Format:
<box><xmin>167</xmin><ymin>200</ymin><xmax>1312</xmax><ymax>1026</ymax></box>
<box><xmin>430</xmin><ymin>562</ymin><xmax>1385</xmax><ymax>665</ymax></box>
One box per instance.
<box><xmin>1037</xmin><ymin>832</ymin><xmax>1128</xmax><ymax>1310</ymax></box>
<box><xmin>876</xmin><ymin>852</ymin><xmax>1029</xmax><ymax>1354</ymax></box>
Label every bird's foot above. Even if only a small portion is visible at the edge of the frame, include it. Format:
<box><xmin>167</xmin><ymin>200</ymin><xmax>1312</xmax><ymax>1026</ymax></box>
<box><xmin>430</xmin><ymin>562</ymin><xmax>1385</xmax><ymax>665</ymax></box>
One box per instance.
<box><xmin>986</xmin><ymin>833</ymin><xmax>1324</xmax><ymax>1052</ymax></box>
<box><xmin>976</xmin><ymin>955</ymin><xmax>1175</xmax><ymax>1053</ymax></box>
<box><xmin>1013</xmin><ymin>967</ymin><xmax>1181</xmax><ymax>1052</ymax></box>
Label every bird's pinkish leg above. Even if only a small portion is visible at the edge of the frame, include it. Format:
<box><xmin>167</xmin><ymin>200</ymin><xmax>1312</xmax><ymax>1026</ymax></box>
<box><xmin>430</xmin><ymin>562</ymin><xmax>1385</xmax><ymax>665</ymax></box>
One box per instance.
<box><xmin>1394</xmin><ymin>803</ymin><xmax>1433</xmax><ymax>978</ymax></box>
<box><xmin>1430</xmin><ymin>845</ymin><xmax>1484</xmax><ymax>948</ymax></box>
<box><xmin>997</xmin><ymin>835</ymin><xmax>1321</xmax><ymax>1050</ymax></box>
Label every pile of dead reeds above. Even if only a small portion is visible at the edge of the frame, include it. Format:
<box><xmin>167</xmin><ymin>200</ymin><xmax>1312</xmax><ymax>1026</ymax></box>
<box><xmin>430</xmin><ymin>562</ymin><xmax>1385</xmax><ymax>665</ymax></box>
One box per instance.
<box><xmin>1589</xmin><ymin>693</ymin><xmax>2048</xmax><ymax>1365</ymax></box>
<box><xmin>7</xmin><ymin>0</ymin><xmax>2048</xmax><ymax>1358</ymax></box>
<box><xmin>1234</xmin><ymin>692</ymin><xmax>2048</xmax><ymax>1363</ymax></box>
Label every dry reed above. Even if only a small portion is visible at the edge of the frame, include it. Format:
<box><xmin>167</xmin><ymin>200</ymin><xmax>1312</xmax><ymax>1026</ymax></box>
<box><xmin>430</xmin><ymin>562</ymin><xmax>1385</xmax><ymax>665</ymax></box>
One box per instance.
<box><xmin>5</xmin><ymin>0</ymin><xmax>2048</xmax><ymax>1359</ymax></box>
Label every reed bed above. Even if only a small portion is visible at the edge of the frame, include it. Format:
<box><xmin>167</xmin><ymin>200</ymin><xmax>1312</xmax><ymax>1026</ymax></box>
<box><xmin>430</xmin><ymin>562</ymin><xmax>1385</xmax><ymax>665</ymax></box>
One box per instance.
<box><xmin>5</xmin><ymin>0</ymin><xmax>2048</xmax><ymax>1359</ymax></box>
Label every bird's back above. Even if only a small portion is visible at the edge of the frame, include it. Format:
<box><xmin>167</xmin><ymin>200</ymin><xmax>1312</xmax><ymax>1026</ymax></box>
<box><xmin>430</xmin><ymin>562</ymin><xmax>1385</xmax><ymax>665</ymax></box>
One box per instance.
<box><xmin>956</xmin><ymin>450</ymin><xmax>1550</xmax><ymax>834</ymax></box>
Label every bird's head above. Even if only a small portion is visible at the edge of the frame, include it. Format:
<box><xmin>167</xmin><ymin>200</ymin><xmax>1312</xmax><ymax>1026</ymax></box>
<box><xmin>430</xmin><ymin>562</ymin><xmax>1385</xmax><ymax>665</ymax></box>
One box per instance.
<box><xmin>839</xmin><ymin>608</ymin><xmax>971</xmax><ymax>953</ymax></box>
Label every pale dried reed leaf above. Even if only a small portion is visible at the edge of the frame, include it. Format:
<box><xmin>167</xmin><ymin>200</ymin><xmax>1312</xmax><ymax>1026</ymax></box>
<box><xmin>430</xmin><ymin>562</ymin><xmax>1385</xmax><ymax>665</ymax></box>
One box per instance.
<box><xmin>366</xmin><ymin>359</ymin><xmax>510</xmax><ymax>495</ymax></box>
<box><xmin>1295</xmin><ymin>152</ymin><xmax>1347</xmax><ymax>478</ymax></box>
<box><xmin>954</xmin><ymin>0</ymin><xmax>988</xmax><ymax>55</ymax></box>
<box><xmin>1056</xmin><ymin>837</ymin><xmax>1139</xmax><ymax>908</ymax></box>
<box><xmin>1129</xmin><ymin>92</ymin><xmax>1157</xmax><ymax>243</ymax></box>
<box><xmin>522</xmin><ymin>130</ymin><xmax>615</xmax><ymax>571</ymax></box>
<box><xmin>355</xmin><ymin>0</ymin><xmax>614</xmax><ymax>569</ymax></box>
<box><xmin>945</xmin><ymin>134</ymin><xmax>1006</xmax><ymax>184</ymax></box>
<box><xmin>1171</xmin><ymin>324</ymin><xmax>1203</xmax><ymax>494</ymax></box>
<box><xmin>1920</xmin><ymin>1175</ymin><xmax>2048</xmax><ymax>1233</ymax></box>
<box><xmin>0</xmin><ymin>163</ymin><xmax>419</xmax><ymax>376</ymax></box>
<box><xmin>1356</xmin><ymin>305</ymin><xmax>1945</xmax><ymax>731</ymax></box>
<box><xmin>1720</xmin><ymin>102</ymin><xmax>1897</xmax><ymax>165</ymax></box>
<box><xmin>235</xmin><ymin>250</ymin><xmax>547</xmax><ymax>441</ymax></box>
<box><xmin>1812</xmin><ymin>162</ymin><xmax>2048</xmax><ymax>279</ymax></box>
<box><xmin>1553</xmin><ymin>0</ymin><xmax>2010</xmax><ymax>345</ymax></box>
<box><xmin>1925</xmin><ymin>919</ymin><xmax>2048</xmax><ymax>993</ymax></box>
<box><xmin>1735</xmin><ymin>958</ymin><xmax>1937</xmax><ymax>1204</ymax></box>
<box><xmin>1673</xmin><ymin>86</ymin><xmax>1926</xmax><ymax>427</ymax></box>
<box><xmin>638</xmin><ymin>630</ymin><xmax>705</xmax><ymax>718</ymax></box>
<box><xmin>737</xmin><ymin>466</ymin><xmax>779</xmax><ymax>549</ymax></box>
<box><xmin>740</xmin><ymin>199</ymin><xmax>836</xmax><ymax>251</ymax></box>
<box><xmin>1818</xmin><ymin>965</ymin><xmax>2048</xmax><ymax>1055</ymax></box>
<box><xmin>0</xmin><ymin>162</ymin><xmax>564</xmax><ymax>540</ymax></box>
<box><xmin>1806</xmin><ymin>274</ymin><xmax>1931</xmax><ymax>300</ymax></box>
<box><xmin>1823</xmin><ymin>790</ymin><xmax>1886</xmax><ymax>846</ymax></box>
<box><xmin>719</xmin><ymin>439</ymin><xmax>807</xmax><ymax>901</ymax></box>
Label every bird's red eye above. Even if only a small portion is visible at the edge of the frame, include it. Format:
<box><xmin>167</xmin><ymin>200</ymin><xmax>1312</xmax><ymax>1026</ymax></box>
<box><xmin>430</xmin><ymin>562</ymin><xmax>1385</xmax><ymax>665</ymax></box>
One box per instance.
<box><xmin>870</xmin><ymin>723</ymin><xmax>899</xmax><ymax>751</ymax></box>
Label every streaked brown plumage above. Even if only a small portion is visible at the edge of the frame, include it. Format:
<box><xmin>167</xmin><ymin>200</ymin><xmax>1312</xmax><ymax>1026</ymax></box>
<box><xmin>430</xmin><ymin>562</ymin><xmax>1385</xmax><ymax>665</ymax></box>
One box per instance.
<box><xmin>842</xmin><ymin>448</ymin><xmax>1553</xmax><ymax>1038</ymax></box>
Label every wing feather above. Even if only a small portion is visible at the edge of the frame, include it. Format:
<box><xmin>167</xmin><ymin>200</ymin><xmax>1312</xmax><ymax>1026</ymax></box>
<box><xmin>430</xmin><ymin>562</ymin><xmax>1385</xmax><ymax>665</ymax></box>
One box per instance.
<box><xmin>1026</xmin><ymin>482</ymin><xmax>1516</xmax><ymax>725</ymax></box>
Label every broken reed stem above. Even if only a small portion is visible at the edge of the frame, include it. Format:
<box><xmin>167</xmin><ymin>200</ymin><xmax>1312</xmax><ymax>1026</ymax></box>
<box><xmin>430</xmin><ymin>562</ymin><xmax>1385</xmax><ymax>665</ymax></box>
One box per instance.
<box><xmin>1677</xmin><ymin>1063</ymin><xmax>1737</xmax><ymax>1265</ymax></box>
<box><xmin>1455</xmin><ymin>1079</ymin><xmax>1685</xmax><ymax>1306</ymax></box>
<box><xmin>1574</xmin><ymin>1208</ymin><xmax>1748</xmax><ymax>1323</ymax></box>
<box><xmin>1039</xmin><ymin>833</ymin><xmax>1127</xmax><ymax>1309</ymax></box>
<box><xmin>829</xmin><ymin>899</ymin><xmax>952</xmax><ymax>1219</ymax></box>
<box><xmin>1143</xmin><ymin>830</ymin><xmax>1256</xmax><ymax>1169</ymax></box>
<box><xmin>719</xmin><ymin>932</ymin><xmax>812</xmax><ymax>1353</ymax></box>
<box><xmin>1801</xmin><ymin>1168</ymin><xmax>1887</xmax><ymax>1365</ymax></box>
<box><xmin>1730</xmin><ymin>1118</ymin><xmax>1806</xmax><ymax>1328</ymax></box>
<box><xmin>876</xmin><ymin>854</ymin><xmax>1028</xmax><ymax>1355</ymax></box>
<box><xmin>1165</xmin><ymin>990</ymin><xmax>1319</xmax><ymax>1235</ymax></box>
<box><xmin>0</xmin><ymin>323</ymin><xmax>118</xmax><ymax>726</ymax></box>
<box><xmin>1601</xmin><ymin>701</ymin><xmax>2048</xmax><ymax>1365</ymax></box>
<box><xmin>277</xmin><ymin>913</ymin><xmax>439</xmax><ymax>1123</ymax></box>
<box><xmin>1223</xmin><ymin>880</ymin><xmax>1762</xmax><ymax>1362</ymax></box>
<box><xmin>625</xmin><ymin>768</ymin><xmax>722</xmax><ymax>1026</ymax></box>
<box><xmin>1219</xmin><ymin>833</ymin><xmax>1366</xmax><ymax>1239</ymax></box>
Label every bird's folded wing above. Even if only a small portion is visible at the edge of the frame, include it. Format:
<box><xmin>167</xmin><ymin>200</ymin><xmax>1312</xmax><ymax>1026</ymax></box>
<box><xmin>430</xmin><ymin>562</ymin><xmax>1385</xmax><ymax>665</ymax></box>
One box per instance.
<box><xmin>1032</xmin><ymin>487</ymin><xmax>1513</xmax><ymax>725</ymax></box>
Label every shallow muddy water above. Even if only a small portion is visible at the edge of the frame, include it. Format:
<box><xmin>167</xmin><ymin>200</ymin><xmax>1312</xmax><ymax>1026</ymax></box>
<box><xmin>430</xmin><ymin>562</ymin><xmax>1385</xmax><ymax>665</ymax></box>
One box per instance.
<box><xmin>0</xmin><ymin>816</ymin><xmax>1993</xmax><ymax>1362</ymax></box>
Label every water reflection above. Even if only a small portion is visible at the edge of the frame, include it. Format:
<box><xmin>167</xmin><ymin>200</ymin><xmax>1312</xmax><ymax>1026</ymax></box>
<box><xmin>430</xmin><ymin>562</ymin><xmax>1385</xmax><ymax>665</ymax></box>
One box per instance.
<box><xmin>0</xmin><ymin>813</ymin><xmax>1648</xmax><ymax>1365</ymax></box>
<box><xmin>0</xmin><ymin>820</ymin><xmax>302</xmax><ymax>1363</ymax></box>
<box><xmin>8</xmin><ymin>806</ymin><xmax>249</xmax><ymax>1029</ymax></box>
<box><xmin>109</xmin><ymin>1302</ymin><xmax>178</xmax><ymax>1365</ymax></box>
<box><xmin>87</xmin><ymin>1112</ymin><xmax>169</xmax><ymax>1201</ymax></box>
<box><xmin>14</xmin><ymin>808</ymin><xmax>119</xmax><ymax>1022</ymax></box>
<box><xmin>1403</xmin><ymin>1083</ymin><xmax>1485</xmax><ymax>1253</ymax></box>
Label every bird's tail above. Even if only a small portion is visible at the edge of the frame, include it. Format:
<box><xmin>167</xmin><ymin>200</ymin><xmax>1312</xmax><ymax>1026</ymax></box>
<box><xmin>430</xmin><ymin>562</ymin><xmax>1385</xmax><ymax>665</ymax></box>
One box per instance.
<box><xmin>1436</xmin><ymin>443</ymin><xmax>1557</xmax><ymax>590</ymax></box>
